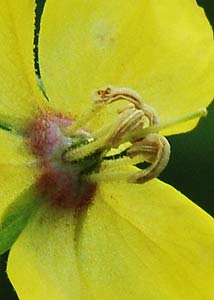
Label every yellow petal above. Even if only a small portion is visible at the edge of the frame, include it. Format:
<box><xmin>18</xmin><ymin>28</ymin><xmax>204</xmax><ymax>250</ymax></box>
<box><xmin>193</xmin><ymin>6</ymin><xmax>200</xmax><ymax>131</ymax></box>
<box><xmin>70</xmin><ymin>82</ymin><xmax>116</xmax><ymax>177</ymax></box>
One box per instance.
<box><xmin>40</xmin><ymin>0</ymin><xmax>214</xmax><ymax>135</ymax></box>
<box><xmin>0</xmin><ymin>129</ymin><xmax>37</xmax><ymax>220</ymax></box>
<box><xmin>0</xmin><ymin>129</ymin><xmax>35</xmax><ymax>166</ymax></box>
<box><xmin>76</xmin><ymin>179</ymin><xmax>214</xmax><ymax>300</ymax></box>
<box><xmin>0</xmin><ymin>166</ymin><xmax>36</xmax><ymax>221</ymax></box>
<box><xmin>0</xmin><ymin>1</ymin><xmax>46</xmax><ymax>129</ymax></box>
<box><xmin>7</xmin><ymin>204</ymin><xmax>90</xmax><ymax>300</ymax></box>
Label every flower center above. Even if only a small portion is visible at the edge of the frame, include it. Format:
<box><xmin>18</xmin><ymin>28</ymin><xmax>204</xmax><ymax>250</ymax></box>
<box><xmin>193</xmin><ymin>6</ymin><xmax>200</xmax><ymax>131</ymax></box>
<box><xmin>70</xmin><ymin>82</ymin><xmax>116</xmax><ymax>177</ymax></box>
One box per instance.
<box><xmin>26</xmin><ymin>112</ymin><xmax>100</xmax><ymax>211</ymax></box>
<box><xmin>26</xmin><ymin>86</ymin><xmax>206</xmax><ymax>210</ymax></box>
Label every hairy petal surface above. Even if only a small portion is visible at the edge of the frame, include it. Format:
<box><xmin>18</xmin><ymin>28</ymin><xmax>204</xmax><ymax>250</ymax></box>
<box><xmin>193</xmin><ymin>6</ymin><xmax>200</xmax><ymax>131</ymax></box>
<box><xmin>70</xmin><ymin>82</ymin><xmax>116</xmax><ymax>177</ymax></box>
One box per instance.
<box><xmin>0</xmin><ymin>0</ymin><xmax>46</xmax><ymax>129</ymax></box>
<box><xmin>0</xmin><ymin>129</ymin><xmax>37</xmax><ymax>220</ymax></box>
<box><xmin>6</xmin><ymin>176</ymin><xmax>214</xmax><ymax>299</ymax></box>
<box><xmin>40</xmin><ymin>0</ymin><xmax>214</xmax><ymax>135</ymax></box>
<box><xmin>7</xmin><ymin>204</ymin><xmax>90</xmax><ymax>300</ymax></box>
<box><xmin>76</xmin><ymin>179</ymin><xmax>214</xmax><ymax>300</ymax></box>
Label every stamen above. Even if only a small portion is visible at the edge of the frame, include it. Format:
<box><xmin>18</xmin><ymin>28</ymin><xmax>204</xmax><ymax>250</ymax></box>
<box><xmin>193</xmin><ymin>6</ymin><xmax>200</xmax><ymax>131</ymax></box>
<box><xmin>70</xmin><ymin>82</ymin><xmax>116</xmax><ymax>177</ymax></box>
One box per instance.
<box><xmin>94</xmin><ymin>86</ymin><xmax>143</xmax><ymax>109</ymax></box>
<box><xmin>130</xmin><ymin>108</ymin><xmax>207</xmax><ymax>141</ymax></box>
<box><xmin>63</xmin><ymin>101</ymin><xmax>149</xmax><ymax>162</ymax></box>
<box><xmin>101</xmin><ymin>155</ymin><xmax>145</xmax><ymax>171</ymax></box>
<box><xmin>95</xmin><ymin>86</ymin><xmax>160</xmax><ymax>125</ymax></box>
<box><xmin>63</xmin><ymin>134</ymin><xmax>109</xmax><ymax>162</ymax></box>
<box><xmin>128</xmin><ymin>134</ymin><xmax>170</xmax><ymax>183</ymax></box>
<box><xmin>65</xmin><ymin>104</ymin><xmax>103</xmax><ymax>135</ymax></box>
<box><xmin>110</xmin><ymin>107</ymin><xmax>147</xmax><ymax>146</ymax></box>
<box><xmin>89</xmin><ymin>135</ymin><xmax>170</xmax><ymax>184</ymax></box>
<box><xmin>67</xmin><ymin>86</ymin><xmax>158</xmax><ymax>136</ymax></box>
<box><xmin>63</xmin><ymin>85</ymin><xmax>207</xmax><ymax>187</ymax></box>
<box><xmin>89</xmin><ymin>169</ymin><xmax>136</xmax><ymax>183</ymax></box>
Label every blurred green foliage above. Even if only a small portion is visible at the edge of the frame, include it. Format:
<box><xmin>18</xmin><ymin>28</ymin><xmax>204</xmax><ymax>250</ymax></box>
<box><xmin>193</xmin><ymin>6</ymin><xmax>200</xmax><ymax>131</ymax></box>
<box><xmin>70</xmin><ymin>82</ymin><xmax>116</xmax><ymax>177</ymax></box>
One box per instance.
<box><xmin>161</xmin><ymin>102</ymin><xmax>214</xmax><ymax>215</ymax></box>
<box><xmin>0</xmin><ymin>0</ymin><xmax>213</xmax><ymax>299</ymax></box>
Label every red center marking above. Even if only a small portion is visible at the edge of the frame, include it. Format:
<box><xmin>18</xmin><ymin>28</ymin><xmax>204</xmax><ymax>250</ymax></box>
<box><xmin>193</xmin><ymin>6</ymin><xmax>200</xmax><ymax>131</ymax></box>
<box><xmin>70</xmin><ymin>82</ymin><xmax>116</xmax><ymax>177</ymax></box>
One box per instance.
<box><xmin>26</xmin><ymin>111</ymin><xmax>97</xmax><ymax>210</ymax></box>
<box><xmin>27</xmin><ymin>112</ymin><xmax>72</xmax><ymax>159</ymax></box>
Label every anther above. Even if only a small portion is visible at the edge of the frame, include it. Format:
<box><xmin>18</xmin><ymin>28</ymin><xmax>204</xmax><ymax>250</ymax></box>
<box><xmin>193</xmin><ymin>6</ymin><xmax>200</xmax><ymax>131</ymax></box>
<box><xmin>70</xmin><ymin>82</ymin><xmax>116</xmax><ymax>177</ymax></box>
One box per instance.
<box><xmin>128</xmin><ymin>133</ymin><xmax>170</xmax><ymax>183</ymax></box>
<box><xmin>95</xmin><ymin>86</ymin><xmax>143</xmax><ymax>109</ymax></box>
<box><xmin>63</xmin><ymin>86</ymin><xmax>206</xmax><ymax>186</ymax></box>
<box><xmin>65</xmin><ymin>87</ymin><xmax>162</xmax><ymax>163</ymax></box>
<box><xmin>110</xmin><ymin>107</ymin><xmax>147</xmax><ymax>146</ymax></box>
<box><xmin>94</xmin><ymin>86</ymin><xmax>160</xmax><ymax>126</ymax></box>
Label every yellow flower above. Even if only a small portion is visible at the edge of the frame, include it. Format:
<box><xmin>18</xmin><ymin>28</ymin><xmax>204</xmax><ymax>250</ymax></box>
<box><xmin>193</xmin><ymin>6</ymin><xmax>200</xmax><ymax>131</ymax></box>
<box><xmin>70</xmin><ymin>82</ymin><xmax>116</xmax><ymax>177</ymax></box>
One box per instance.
<box><xmin>0</xmin><ymin>1</ymin><xmax>214</xmax><ymax>300</ymax></box>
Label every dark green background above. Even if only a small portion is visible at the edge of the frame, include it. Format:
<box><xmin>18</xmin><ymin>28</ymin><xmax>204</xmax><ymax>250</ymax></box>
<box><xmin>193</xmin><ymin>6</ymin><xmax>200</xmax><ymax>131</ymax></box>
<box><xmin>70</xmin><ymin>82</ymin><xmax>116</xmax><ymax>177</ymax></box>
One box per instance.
<box><xmin>0</xmin><ymin>0</ymin><xmax>213</xmax><ymax>299</ymax></box>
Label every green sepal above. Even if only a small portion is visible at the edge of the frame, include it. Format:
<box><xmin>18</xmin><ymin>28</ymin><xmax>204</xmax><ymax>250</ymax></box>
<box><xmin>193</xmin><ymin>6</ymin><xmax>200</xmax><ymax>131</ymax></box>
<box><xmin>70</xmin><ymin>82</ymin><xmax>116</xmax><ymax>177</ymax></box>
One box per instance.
<box><xmin>0</xmin><ymin>187</ymin><xmax>41</xmax><ymax>255</ymax></box>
